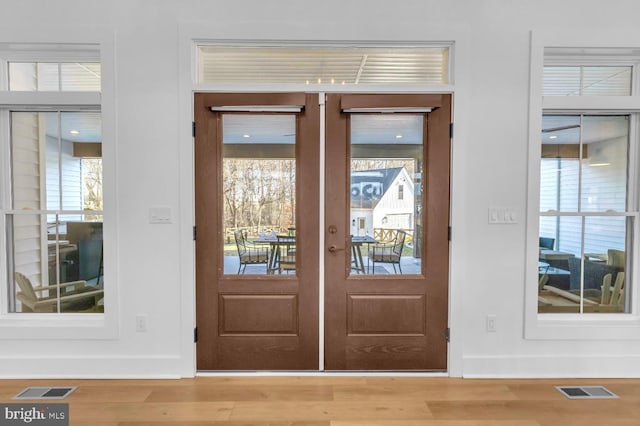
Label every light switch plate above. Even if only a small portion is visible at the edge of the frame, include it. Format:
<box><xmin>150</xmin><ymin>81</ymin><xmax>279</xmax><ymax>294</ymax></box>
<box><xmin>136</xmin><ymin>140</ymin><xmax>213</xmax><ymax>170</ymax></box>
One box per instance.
<box><xmin>149</xmin><ymin>206</ymin><xmax>172</xmax><ymax>224</ymax></box>
<box><xmin>488</xmin><ymin>206</ymin><xmax>517</xmax><ymax>224</ymax></box>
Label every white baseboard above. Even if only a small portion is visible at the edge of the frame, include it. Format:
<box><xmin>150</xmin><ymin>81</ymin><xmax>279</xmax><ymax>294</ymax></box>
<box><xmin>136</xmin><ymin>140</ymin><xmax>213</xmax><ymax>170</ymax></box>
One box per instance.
<box><xmin>0</xmin><ymin>355</ymin><xmax>188</xmax><ymax>379</ymax></box>
<box><xmin>462</xmin><ymin>354</ymin><xmax>640</xmax><ymax>378</ymax></box>
<box><xmin>4</xmin><ymin>353</ymin><xmax>640</xmax><ymax>379</ymax></box>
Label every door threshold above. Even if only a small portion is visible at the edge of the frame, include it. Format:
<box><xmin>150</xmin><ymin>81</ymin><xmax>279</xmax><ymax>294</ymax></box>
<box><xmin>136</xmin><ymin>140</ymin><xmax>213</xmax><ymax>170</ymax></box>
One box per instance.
<box><xmin>197</xmin><ymin>370</ymin><xmax>449</xmax><ymax>377</ymax></box>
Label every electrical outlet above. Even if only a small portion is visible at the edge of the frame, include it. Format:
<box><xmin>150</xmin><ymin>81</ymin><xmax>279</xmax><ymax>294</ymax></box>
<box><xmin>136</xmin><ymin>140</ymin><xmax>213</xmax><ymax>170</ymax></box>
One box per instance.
<box><xmin>136</xmin><ymin>314</ymin><xmax>148</xmax><ymax>332</ymax></box>
<box><xmin>486</xmin><ymin>314</ymin><xmax>497</xmax><ymax>332</ymax></box>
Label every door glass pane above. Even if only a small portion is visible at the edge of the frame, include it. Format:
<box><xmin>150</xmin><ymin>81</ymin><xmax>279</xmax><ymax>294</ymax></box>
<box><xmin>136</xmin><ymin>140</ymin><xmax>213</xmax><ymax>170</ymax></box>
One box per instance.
<box><xmin>349</xmin><ymin>114</ymin><xmax>423</xmax><ymax>276</ymax></box>
<box><xmin>222</xmin><ymin>114</ymin><xmax>297</xmax><ymax>275</ymax></box>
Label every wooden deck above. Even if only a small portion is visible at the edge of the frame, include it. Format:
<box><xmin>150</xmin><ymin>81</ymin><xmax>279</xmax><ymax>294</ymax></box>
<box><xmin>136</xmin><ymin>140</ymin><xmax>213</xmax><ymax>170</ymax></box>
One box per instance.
<box><xmin>2</xmin><ymin>376</ymin><xmax>640</xmax><ymax>425</ymax></box>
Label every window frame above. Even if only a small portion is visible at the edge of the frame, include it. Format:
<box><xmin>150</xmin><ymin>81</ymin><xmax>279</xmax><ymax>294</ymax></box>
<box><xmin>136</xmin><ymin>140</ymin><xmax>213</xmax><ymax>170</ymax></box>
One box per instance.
<box><xmin>526</xmin><ymin>31</ymin><xmax>640</xmax><ymax>340</ymax></box>
<box><xmin>0</xmin><ymin>41</ymin><xmax>117</xmax><ymax>339</ymax></box>
<box><xmin>7</xmin><ymin>109</ymin><xmax>104</xmax><ymax>311</ymax></box>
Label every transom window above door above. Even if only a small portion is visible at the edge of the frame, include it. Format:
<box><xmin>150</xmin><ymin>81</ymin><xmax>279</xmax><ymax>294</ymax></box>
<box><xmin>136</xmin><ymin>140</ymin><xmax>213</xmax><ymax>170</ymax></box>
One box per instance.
<box><xmin>196</xmin><ymin>44</ymin><xmax>451</xmax><ymax>85</ymax></box>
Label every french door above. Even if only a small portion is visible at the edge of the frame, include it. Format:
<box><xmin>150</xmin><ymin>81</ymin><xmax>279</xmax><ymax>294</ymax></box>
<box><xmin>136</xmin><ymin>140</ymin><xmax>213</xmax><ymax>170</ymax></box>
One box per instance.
<box><xmin>195</xmin><ymin>92</ymin><xmax>450</xmax><ymax>371</ymax></box>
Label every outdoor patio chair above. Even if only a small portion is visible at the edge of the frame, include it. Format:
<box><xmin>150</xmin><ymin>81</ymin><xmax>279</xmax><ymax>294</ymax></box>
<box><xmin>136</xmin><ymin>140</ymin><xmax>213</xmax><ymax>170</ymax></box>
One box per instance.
<box><xmin>275</xmin><ymin>235</ymin><xmax>296</xmax><ymax>274</ymax></box>
<box><xmin>368</xmin><ymin>230</ymin><xmax>407</xmax><ymax>274</ymax></box>
<box><xmin>15</xmin><ymin>272</ymin><xmax>103</xmax><ymax>313</ymax></box>
<box><xmin>233</xmin><ymin>229</ymin><xmax>269</xmax><ymax>274</ymax></box>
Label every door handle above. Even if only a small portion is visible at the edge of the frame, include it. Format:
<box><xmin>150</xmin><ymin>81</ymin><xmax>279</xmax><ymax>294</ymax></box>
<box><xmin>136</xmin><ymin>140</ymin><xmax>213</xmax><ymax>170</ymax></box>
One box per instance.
<box><xmin>328</xmin><ymin>245</ymin><xmax>345</xmax><ymax>253</ymax></box>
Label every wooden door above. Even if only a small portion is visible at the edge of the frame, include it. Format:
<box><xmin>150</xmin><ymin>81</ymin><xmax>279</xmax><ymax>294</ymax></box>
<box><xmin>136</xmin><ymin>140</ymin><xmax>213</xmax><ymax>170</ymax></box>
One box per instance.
<box><xmin>324</xmin><ymin>94</ymin><xmax>451</xmax><ymax>370</ymax></box>
<box><xmin>195</xmin><ymin>93</ymin><xmax>319</xmax><ymax>370</ymax></box>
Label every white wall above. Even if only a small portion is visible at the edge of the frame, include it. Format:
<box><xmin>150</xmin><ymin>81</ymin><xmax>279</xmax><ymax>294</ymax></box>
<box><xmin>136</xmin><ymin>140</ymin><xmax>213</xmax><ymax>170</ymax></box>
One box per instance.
<box><xmin>2</xmin><ymin>0</ymin><xmax>640</xmax><ymax>378</ymax></box>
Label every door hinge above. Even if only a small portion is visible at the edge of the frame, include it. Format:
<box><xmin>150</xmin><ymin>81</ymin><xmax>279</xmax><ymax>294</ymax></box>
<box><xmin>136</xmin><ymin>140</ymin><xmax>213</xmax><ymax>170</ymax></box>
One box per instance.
<box><xmin>193</xmin><ymin>225</ymin><xmax>197</xmax><ymax>241</ymax></box>
<box><xmin>449</xmin><ymin>122</ymin><xmax>453</xmax><ymax>139</ymax></box>
<box><xmin>446</xmin><ymin>327</ymin><xmax>450</xmax><ymax>342</ymax></box>
<box><xmin>192</xmin><ymin>121</ymin><xmax>196</xmax><ymax>138</ymax></box>
<box><xmin>448</xmin><ymin>226</ymin><xmax>452</xmax><ymax>241</ymax></box>
<box><xmin>194</xmin><ymin>327</ymin><xmax>198</xmax><ymax>343</ymax></box>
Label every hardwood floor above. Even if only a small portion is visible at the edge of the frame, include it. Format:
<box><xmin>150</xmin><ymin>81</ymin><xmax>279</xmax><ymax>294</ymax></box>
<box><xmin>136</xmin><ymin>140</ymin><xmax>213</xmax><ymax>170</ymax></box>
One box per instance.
<box><xmin>1</xmin><ymin>377</ymin><xmax>640</xmax><ymax>425</ymax></box>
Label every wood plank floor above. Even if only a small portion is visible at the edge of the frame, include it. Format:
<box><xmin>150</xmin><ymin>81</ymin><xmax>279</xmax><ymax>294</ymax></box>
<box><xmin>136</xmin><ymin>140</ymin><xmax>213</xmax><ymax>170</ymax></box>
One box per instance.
<box><xmin>2</xmin><ymin>377</ymin><xmax>640</xmax><ymax>425</ymax></box>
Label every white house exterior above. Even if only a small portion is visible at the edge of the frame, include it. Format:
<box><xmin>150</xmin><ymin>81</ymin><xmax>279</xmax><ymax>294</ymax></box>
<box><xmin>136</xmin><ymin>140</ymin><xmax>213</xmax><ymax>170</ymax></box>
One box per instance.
<box><xmin>350</xmin><ymin>167</ymin><xmax>414</xmax><ymax>237</ymax></box>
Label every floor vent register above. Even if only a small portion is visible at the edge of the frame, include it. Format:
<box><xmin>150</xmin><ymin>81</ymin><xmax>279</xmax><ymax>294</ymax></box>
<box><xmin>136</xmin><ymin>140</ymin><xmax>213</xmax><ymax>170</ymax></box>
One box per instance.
<box><xmin>556</xmin><ymin>386</ymin><xmax>618</xmax><ymax>399</ymax></box>
<box><xmin>13</xmin><ymin>387</ymin><xmax>77</xmax><ymax>400</ymax></box>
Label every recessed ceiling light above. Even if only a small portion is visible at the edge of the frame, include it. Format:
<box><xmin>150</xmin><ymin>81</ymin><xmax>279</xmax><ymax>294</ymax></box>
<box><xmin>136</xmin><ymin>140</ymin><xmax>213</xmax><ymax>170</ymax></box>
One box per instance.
<box><xmin>243</xmin><ymin>134</ymin><xmax>250</xmax><ymax>138</ymax></box>
<box><xmin>70</xmin><ymin>130</ymin><xmax>80</xmax><ymax>135</ymax></box>
<box><xmin>549</xmin><ymin>135</ymin><xmax>558</xmax><ymax>139</ymax></box>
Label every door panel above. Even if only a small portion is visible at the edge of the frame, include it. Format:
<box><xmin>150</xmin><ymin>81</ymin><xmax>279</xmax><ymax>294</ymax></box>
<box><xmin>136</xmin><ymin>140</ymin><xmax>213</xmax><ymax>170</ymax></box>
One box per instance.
<box><xmin>195</xmin><ymin>92</ymin><xmax>450</xmax><ymax>371</ymax></box>
<box><xmin>195</xmin><ymin>93</ymin><xmax>319</xmax><ymax>370</ymax></box>
<box><xmin>324</xmin><ymin>93</ymin><xmax>451</xmax><ymax>370</ymax></box>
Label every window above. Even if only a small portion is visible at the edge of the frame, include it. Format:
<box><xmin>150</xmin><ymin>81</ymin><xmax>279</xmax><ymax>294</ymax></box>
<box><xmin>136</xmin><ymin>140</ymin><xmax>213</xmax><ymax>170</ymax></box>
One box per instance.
<box><xmin>1</xmin><ymin>47</ymin><xmax>103</xmax><ymax>314</ymax></box>
<box><xmin>197</xmin><ymin>45</ymin><xmax>451</xmax><ymax>85</ymax></box>
<box><xmin>398</xmin><ymin>184</ymin><xmax>404</xmax><ymax>200</ymax></box>
<box><xmin>543</xmin><ymin>66</ymin><xmax>632</xmax><ymax>96</ymax></box>
<box><xmin>539</xmin><ymin>114</ymin><xmax>632</xmax><ymax>314</ymax></box>
<box><xmin>8</xmin><ymin>62</ymin><xmax>101</xmax><ymax>91</ymax></box>
<box><xmin>528</xmin><ymin>40</ymin><xmax>640</xmax><ymax>335</ymax></box>
<box><xmin>526</xmin><ymin>35</ymin><xmax>640</xmax><ymax>339</ymax></box>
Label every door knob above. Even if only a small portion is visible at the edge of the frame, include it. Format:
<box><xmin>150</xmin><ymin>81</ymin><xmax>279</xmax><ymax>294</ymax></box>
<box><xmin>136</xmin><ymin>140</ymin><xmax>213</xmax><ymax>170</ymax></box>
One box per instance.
<box><xmin>328</xmin><ymin>245</ymin><xmax>344</xmax><ymax>253</ymax></box>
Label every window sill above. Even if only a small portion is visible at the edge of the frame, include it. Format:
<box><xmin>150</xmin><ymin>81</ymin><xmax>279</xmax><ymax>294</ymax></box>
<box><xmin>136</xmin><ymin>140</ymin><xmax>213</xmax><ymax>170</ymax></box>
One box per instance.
<box><xmin>525</xmin><ymin>312</ymin><xmax>640</xmax><ymax>340</ymax></box>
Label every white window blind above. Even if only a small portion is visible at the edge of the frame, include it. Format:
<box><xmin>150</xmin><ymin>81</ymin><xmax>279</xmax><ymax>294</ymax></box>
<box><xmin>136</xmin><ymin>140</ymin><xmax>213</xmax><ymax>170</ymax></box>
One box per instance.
<box><xmin>198</xmin><ymin>45</ymin><xmax>450</xmax><ymax>85</ymax></box>
<box><xmin>544</xmin><ymin>66</ymin><xmax>632</xmax><ymax>96</ymax></box>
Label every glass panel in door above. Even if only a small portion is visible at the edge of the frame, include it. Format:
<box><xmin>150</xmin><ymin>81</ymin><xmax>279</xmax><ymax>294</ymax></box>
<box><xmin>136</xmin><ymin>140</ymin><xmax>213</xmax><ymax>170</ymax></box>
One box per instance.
<box><xmin>349</xmin><ymin>114</ymin><xmax>423</xmax><ymax>276</ymax></box>
<box><xmin>222</xmin><ymin>114</ymin><xmax>297</xmax><ymax>275</ymax></box>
